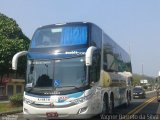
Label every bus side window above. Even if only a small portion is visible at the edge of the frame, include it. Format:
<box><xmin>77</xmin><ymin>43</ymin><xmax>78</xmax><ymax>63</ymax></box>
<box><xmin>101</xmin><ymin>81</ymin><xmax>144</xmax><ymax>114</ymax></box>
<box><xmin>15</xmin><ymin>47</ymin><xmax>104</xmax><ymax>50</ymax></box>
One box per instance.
<box><xmin>90</xmin><ymin>50</ymin><xmax>100</xmax><ymax>83</ymax></box>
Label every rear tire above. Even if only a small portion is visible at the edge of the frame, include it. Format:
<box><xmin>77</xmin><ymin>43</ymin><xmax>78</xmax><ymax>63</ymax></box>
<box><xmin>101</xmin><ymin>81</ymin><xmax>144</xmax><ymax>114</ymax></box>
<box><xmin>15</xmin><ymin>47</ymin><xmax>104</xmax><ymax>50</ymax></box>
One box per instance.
<box><xmin>124</xmin><ymin>92</ymin><xmax>130</xmax><ymax>107</ymax></box>
<box><xmin>108</xmin><ymin>95</ymin><xmax>114</xmax><ymax>114</ymax></box>
<box><xmin>101</xmin><ymin>93</ymin><xmax>114</xmax><ymax>115</ymax></box>
<box><xmin>101</xmin><ymin>94</ymin><xmax>108</xmax><ymax>115</ymax></box>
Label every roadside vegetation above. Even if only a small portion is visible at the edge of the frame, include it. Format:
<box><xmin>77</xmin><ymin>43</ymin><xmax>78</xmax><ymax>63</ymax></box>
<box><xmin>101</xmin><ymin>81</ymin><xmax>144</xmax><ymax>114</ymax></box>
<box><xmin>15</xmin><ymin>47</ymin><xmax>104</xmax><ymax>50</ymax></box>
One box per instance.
<box><xmin>132</xmin><ymin>73</ymin><xmax>155</xmax><ymax>87</ymax></box>
<box><xmin>0</xmin><ymin>93</ymin><xmax>23</xmax><ymax>113</ymax></box>
<box><xmin>0</xmin><ymin>13</ymin><xmax>30</xmax><ymax>82</ymax></box>
<box><xmin>9</xmin><ymin>93</ymin><xmax>23</xmax><ymax>106</ymax></box>
<box><xmin>0</xmin><ymin>12</ymin><xmax>28</xmax><ymax>113</ymax></box>
<box><xmin>0</xmin><ymin>103</ymin><xmax>22</xmax><ymax>113</ymax></box>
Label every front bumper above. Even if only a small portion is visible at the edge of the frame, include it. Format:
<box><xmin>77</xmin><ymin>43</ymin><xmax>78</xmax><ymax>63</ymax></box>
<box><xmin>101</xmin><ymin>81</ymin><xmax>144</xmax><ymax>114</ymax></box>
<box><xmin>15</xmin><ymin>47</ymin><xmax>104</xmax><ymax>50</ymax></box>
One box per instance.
<box><xmin>23</xmin><ymin>99</ymin><xmax>94</xmax><ymax>119</ymax></box>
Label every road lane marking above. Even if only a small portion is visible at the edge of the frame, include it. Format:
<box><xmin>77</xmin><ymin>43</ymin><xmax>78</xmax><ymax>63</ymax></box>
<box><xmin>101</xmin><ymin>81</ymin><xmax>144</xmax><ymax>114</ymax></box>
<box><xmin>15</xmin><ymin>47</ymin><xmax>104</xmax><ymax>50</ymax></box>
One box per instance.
<box><xmin>127</xmin><ymin>97</ymin><xmax>156</xmax><ymax>115</ymax></box>
<box><xmin>124</xmin><ymin>97</ymin><xmax>156</xmax><ymax>120</ymax></box>
<box><xmin>130</xmin><ymin>97</ymin><xmax>156</xmax><ymax>115</ymax></box>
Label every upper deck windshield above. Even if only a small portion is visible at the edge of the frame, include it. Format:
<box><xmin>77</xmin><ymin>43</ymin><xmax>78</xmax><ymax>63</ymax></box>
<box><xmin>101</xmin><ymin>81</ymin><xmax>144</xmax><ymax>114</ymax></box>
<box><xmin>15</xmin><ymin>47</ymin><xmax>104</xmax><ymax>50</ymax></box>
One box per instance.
<box><xmin>31</xmin><ymin>25</ymin><xmax>88</xmax><ymax>48</ymax></box>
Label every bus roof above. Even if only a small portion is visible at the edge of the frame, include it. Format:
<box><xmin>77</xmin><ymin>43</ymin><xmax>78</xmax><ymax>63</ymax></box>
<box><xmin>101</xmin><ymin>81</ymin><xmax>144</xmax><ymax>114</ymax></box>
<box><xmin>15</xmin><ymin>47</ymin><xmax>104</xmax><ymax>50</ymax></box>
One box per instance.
<box><xmin>37</xmin><ymin>22</ymin><xmax>99</xmax><ymax>30</ymax></box>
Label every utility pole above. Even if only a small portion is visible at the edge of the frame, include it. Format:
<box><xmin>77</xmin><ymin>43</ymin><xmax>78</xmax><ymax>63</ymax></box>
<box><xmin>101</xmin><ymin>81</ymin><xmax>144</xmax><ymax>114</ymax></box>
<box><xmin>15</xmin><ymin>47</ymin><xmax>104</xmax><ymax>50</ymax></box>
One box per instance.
<box><xmin>141</xmin><ymin>63</ymin><xmax>144</xmax><ymax>86</ymax></box>
<box><xmin>128</xmin><ymin>40</ymin><xmax>131</xmax><ymax>58</ymax></box>
<box><xmin>142</xmin><ymin>63</ymin><xmax>144</xmax><ymax>75</ymax></box>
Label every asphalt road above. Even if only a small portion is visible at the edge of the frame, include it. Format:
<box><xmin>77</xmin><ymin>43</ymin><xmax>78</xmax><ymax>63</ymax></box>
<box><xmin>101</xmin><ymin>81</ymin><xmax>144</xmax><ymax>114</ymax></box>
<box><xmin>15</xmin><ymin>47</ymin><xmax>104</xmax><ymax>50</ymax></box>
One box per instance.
<box><xmin>114</xmin><ymin>91</ymin><xmax>158</xmax><ymax>113</ymax></box>
<box><xmin>0</xmin><ymin>90</ymin><xmax>159</xmax><ymax>120</ymax></box>
<box><xmin>93</xmin><ymin>90</ymin><xmax>159</xmax><ymax>120</ymax></box>
<box><xmin>111</xmin><ymin>90</ymin><xmax>160</xmax><ymax>120</ymax></box>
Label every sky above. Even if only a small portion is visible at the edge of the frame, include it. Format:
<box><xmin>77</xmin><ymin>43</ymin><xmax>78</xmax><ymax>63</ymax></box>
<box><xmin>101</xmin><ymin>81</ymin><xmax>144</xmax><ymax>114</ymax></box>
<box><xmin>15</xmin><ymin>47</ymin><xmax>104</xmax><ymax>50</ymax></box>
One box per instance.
<box><xmin>0</xmin><ymin>0</ymin><xmax>160</xmax><ymax>76</ymax></box>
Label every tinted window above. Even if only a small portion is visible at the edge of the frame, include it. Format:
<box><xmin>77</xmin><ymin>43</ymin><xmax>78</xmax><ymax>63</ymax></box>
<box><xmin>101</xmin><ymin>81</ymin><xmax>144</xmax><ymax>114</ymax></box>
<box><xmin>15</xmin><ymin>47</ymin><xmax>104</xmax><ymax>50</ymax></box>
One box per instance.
<box><xmin>91</xmin><ymin>24</ymin><xmax>102</xmax><ymax>48</ymax></box>
<box><xmin>16</xmin><ymin>85</ymin><xmax>22</xmax><ymax>93</ymax></box>
<box><xmin>133</xmin><ymin>88</ymin><xmax>143</xmax><ymax>92</ymax></box>
<box><xmin>90</xmin><ymin>24</ymin><xmax>101</xmax><ymax>82</ymax></box>
<box><xmin>90</xmin><ymin>50</ymin><xmax>101</xmax><ymax>83</ymax></box>
<box><xmin>7</xmin><ymin>85</ymin><xmax>13</xmax><ymax>97</ymax></box>
<box><xmin>103</xmin><ymin>33</ymin><xmax>131</xmax><ymax>72</ymax></box>
<box><xmin>54</xmin><ymin>57</ymin><xmax>87</xmax><ymax>87</ymax></box>
<box><xmin>27</xmin><ymin>60</ymin><xmax>53</xmax><ymax>87</ymax></box>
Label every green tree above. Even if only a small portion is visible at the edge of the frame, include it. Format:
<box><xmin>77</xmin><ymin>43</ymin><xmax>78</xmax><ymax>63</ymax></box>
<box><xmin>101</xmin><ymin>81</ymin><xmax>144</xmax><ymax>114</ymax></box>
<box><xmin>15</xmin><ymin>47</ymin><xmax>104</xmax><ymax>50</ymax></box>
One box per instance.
<box><xmin>132</xmin><ymin>73</ymin><xmax>155</xmax><ymax>86</ymax></box>
<box><xmin>132</xmin><ymin>74</ymin><xmax>141</xmax><ymax>86</ymax></box>
<box><xmin>0</xmin><ymin>13</ymin><xmax>30</xmax><ymax>83</ymax></box>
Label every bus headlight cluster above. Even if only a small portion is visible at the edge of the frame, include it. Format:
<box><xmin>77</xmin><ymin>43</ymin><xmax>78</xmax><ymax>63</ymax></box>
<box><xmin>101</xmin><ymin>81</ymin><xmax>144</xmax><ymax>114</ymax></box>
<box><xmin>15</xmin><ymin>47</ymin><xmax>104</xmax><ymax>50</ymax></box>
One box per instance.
<box><xmin>70</xmin><ymin>93</ymin><xmax>93</xmax><ymax>104</ymax></box>
<box><xmin>23</xmin><ymin>97</ymin><xmax>35</xmax><ymax>105</ymax></box>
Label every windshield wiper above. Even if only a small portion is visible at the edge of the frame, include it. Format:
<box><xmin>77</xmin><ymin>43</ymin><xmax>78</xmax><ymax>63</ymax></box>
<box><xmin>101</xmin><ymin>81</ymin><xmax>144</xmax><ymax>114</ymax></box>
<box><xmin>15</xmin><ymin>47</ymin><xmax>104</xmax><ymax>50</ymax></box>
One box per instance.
<box><xmin>25</xmin><ymin>86</ymin><xmax>35</xmax><ymax>93</ymax></box>
<box><xmin>25</xmin><ymin>82</ymin><xmax>36</xmax><ymax>93</ymax></box>
<box><xmin>55</xmin><ymin>85</ymin><xmax>86</xmax><ymax>91</ymax></box>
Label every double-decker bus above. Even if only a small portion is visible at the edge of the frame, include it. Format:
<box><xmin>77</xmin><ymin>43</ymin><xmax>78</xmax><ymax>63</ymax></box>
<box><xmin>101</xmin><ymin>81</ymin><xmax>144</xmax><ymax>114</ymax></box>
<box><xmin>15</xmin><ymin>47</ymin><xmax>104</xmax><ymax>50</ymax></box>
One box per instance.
<box><xmin>12</xmin><ymin>22</ymin><xmax>132</xmax><ymax>119</ymax></box>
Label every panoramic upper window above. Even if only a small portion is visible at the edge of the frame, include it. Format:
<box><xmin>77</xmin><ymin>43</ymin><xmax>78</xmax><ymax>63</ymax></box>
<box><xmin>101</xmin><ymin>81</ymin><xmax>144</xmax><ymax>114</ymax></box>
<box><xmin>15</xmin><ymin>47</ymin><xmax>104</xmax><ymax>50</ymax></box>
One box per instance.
<box><xmin>31</xmin><ymin>26</ymin><xmax>87</xmax><ymax>48</ymax></box>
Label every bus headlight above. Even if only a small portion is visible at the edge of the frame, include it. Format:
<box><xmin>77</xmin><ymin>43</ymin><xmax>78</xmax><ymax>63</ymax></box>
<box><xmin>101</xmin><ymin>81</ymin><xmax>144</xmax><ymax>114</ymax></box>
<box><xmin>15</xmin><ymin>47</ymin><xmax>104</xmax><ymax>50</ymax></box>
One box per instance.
<box><xmin>23</xmin><ymin>97</ymin><xmax>35</xmax><ymax>105</ymax></box>
<box><xmin>70</xmin><ymin>93</ymin><xmax>93</xmax><ymax>104</ymax></box>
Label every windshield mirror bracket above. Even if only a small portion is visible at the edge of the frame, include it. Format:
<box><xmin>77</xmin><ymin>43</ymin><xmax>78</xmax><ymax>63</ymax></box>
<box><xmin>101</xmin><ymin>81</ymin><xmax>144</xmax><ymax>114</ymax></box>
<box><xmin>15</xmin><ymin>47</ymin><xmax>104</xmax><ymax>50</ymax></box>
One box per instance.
<box><xmin>85</xmin><ymin>46</ymin><xmax>97</xmax><ymax>66</ymax></box>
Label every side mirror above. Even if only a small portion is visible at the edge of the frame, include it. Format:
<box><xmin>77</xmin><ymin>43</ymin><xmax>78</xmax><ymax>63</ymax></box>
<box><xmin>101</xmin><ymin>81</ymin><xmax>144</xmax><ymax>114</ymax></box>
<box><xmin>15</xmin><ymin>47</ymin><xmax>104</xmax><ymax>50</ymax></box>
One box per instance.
<box><xmin>12</xmin><ymin>51</ymin><xmax>28</xmax><ymax>70</ymax></box>
<box><xmin>85</xmin><ymin>46</ymin><xmax>97</xmax><ymax>66</ymax></box>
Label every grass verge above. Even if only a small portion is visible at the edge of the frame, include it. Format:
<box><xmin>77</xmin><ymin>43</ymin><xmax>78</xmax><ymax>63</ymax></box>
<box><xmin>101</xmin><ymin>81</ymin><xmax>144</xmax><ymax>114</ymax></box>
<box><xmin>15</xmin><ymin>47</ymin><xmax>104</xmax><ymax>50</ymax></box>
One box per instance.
<box><xmin>0</xmin><ymin>103</ymin><xmax>22</xmax><ymax>114</ymax></box>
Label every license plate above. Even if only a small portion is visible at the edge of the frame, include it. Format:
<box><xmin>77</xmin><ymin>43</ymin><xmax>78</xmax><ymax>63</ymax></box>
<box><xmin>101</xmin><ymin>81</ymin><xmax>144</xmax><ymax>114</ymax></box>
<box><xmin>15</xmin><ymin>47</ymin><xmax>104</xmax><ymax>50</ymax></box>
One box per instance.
<box><xmin>134</xmin><ymin>96</ymin><xmax>139</xmax><ymax>98</ymax></box>
<box><xmin>46</xmin><ymin>112</ymin><xmax>58</xmax><ymax>118</ymax></box>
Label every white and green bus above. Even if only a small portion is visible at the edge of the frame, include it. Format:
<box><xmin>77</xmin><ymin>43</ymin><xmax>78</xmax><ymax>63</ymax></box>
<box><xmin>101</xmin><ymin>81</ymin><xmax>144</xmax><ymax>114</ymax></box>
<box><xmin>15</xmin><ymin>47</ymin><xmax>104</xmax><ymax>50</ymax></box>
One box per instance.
<box><xmin>12</xmin><ymin>22</ymin><xmax>132</xmax><ymax>119</ymax></box>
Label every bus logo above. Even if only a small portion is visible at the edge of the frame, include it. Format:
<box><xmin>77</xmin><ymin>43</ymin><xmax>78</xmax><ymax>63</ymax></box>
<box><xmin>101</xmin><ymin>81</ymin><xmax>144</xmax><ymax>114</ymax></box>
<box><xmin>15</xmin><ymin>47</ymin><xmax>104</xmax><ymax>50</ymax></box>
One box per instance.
<box><xmin>58</xmin><ymin>96</ymin><xmax>68</xmax><ymax>102</ymax></box>
<box><xmin>65</xmin><ymin>51</ymin><xmax>86</xmax><ymax>55</ymax></box>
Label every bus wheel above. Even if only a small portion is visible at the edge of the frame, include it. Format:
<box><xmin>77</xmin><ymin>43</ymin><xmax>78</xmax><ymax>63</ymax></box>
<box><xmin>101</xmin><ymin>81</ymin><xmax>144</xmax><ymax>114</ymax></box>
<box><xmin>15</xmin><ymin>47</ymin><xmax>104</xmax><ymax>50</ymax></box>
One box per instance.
<box><xmin>108</xmin><ymin>95</ymin><xmax>114</xmax><ymax>114</ymax></box>
<box><xmin>101</xmin><ymin>94</ymin><xmax>114</xmax><ymax>115</ymax></box>
<box><xmin>101</xmin><ymin>95</ymin><xmax>108</xmax><ymax>115</ymax></box>
<box><xmin>125</xmin><ymin>93</ymin><xmax>130</xmax><ymax>107</ymax></box>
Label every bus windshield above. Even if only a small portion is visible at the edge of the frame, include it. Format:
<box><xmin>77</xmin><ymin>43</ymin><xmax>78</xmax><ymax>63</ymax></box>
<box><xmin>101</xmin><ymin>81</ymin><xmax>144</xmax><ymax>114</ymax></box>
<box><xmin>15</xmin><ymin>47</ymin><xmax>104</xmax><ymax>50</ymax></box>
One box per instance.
<box><xmin>31</xmin><ymin>26</ymin><xmax>88</xmax><ymax>48</ymax></box>
<box><xmin>26</xmin><ymin>57</ymin><xmax>87</xmax><ymax>91</ymax></box>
